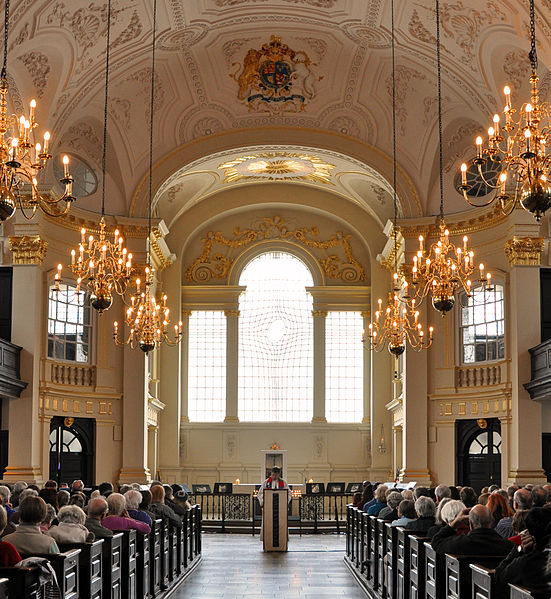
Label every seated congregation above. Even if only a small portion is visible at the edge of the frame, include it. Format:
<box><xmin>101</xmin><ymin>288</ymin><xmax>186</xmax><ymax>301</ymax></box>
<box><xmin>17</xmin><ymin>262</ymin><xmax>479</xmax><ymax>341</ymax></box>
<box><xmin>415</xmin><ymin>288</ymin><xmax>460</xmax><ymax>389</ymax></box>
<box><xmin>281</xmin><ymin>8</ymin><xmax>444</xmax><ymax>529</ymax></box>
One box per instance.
<box><xmin>346</xmin><ymin>481</ymin><xmax>551</xmax><ymax>599</ymax></box>
<box><xmin>0</xmin><ymin>479</ymin><xmax>201</xmax><ymax>598</ymax></box>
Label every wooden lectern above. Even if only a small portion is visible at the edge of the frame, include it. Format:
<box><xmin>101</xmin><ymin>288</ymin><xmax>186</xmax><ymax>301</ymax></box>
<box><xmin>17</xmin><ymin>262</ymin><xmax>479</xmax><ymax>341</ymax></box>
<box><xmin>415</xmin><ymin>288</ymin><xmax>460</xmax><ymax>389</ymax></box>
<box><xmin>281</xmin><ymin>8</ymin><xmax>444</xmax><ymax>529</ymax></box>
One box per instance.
<box><xmin>262</xmin><ymin>489</ymin><xmax>288</xmax><ymax>552</ymax></box>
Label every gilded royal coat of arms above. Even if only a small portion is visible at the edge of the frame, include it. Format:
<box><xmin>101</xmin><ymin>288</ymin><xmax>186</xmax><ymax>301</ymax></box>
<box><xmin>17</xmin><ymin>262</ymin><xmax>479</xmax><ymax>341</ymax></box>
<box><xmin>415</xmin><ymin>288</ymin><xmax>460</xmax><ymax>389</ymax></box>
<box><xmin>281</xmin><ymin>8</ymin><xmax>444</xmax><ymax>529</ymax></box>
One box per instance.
<box><xmin>230</xmin><ymin>36</ymin><xmax>321</xmax><ymax>114</ymax></box>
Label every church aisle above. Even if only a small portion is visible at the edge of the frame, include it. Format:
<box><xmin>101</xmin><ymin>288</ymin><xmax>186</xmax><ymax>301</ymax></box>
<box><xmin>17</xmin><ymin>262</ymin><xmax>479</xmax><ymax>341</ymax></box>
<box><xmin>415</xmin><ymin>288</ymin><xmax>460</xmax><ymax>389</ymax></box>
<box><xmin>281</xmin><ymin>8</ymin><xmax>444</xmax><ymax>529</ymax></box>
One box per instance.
<box><xmin>172</xmin><ymin>533</ymin><xmax>365</xmax><ymax>598</ymax></box>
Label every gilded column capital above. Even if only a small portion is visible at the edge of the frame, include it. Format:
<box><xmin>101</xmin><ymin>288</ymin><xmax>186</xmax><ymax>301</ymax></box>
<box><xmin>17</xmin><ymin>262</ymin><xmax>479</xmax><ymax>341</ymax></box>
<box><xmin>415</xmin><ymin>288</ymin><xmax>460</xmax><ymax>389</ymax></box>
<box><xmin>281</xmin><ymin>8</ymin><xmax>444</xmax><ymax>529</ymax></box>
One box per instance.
<box><xmin>504</xmin><ymin>236</ymin><xmax>545</xmax><ymax>266</ymax></box>
<box><xmin>360</xmin><ymin>310</ymin><xmax>370</xmax><ymax>319</ymax></box>
<box><xmin>312</xmin><ymin>310</ymin><xmax>328</xmax><ymax>318</ymax></box>
<box><xmin>181</xmin><ymin>310</ymin><xmax>193</xmax><ymax>318</ymax></box>
<box><xmin>9</xmin><ymin>235</ymin><xmax>48</xmax><ymax>265</ymax></box>
<box><xmin>224</xmin><ymin>309</ymin><xmax>240</xmax><ymax>317</ymax></box>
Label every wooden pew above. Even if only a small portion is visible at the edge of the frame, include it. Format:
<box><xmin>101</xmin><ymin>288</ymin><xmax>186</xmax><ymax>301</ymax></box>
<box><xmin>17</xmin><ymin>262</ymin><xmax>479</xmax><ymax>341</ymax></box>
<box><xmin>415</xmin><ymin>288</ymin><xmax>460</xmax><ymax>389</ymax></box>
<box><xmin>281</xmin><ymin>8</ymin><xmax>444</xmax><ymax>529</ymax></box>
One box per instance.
<box><xmin>359</xmin><ymin>511</ymin><xmax>368</xmax><ymax>576</ymax></box>
<box><xmin>0</xmin><ymin>566</ymin><xmax>47</xmax><ymax>599</ymax></box>
<box><xmin>362</xmin><ymin>513</ymin><xmax>374</xmax><ymax>585</ymax></box>
<box><xmin>408</xmin><ymin>535</ymin><xmax>428</xmax><ymax>599</ymax></box>
<box><xmin>160</xmin><ymin>520</ymin><xmax>170</xmax><ymax>589</ymax></box>
<box><xmin>346</xmin><ymin>506</ymin><xmax>353</xmax><ymax>558</ymax></box>
<box><xmin>195</xmin><ymin>506</ymin><xmax>202</xmax><ymax>555</ymax></box>
<box><xmin>376</xmin><ymin>518</ymin><xmax>386</xmax><ymax>596</ymax></box>
<box><xmin>168</xmin><ymin>523</ymin><xmax>178</xmax><ymax>582</ymax></box>
<box><xmin>470</xmin><ymin>564</ymin><xmax>495</xmax><ymax>599</ymax></box>
<box><xmin>21</xmin><ymin>549</ymin><xmax>80</xmax><ymax>599</ymax></box>
<box><xmin>445</xmin><ymin>554</ymin><xmax>505</xmax><ymax>599</ymax></box>
<box><xmin>0</xmin><ymin>578</ymin><xmax>8</xmax><ymax>599</ymax></box>
<box><xmin>369</xmin><ymin>516</ymin><xmax>380</xmax><ymax>594</ymax></box>
<box><xmin>58</xmin><ymin>539</ymin><xmax>104</xmax><ymax>599</ymax></box>
<box><xmin>136</xmin><ymin>531</ymin><xmax>151</xmax><ymax>599</ymax></box>
<box><xmin>385</xmin><ymin>523</ymin><xmax>398</xmax><ymax>599</ymax></box>
<box><xmin>396</xmin><ymin>527</ymin><xmax>416</xmax><ymax>599</ymax></box>
<box><xmin>149</xmin><ymin>519</ymin><xmax>163</xmax><ymax>598</ymax></box>
<box><xmin>101</xmin><ymin>532</ymin><xmax>123</xmax><ymax>599</ymax></box>
<box><xmin>510</xmin><ymin>585</ymin><xmax>536</xmax><ymax>599</ymax></box>
<box><xmin>425</xmin><ymin>542</ymin><xmax>445</xmax><ymax>599</ymax></box>
<box><xmin>121</xmin><ymin>529</ymin><xmax>138</xmax><ymax>599</ymax></box>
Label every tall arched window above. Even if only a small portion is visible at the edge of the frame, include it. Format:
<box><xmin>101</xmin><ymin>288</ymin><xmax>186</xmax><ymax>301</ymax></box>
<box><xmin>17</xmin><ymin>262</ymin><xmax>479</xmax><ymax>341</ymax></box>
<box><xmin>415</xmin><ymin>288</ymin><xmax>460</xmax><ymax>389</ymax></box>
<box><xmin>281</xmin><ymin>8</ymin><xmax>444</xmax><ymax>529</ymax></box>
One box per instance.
<box><xmin>238</xmin><ymin>251</ymin><xmax>313</xmax><ymax>422</ymax></box>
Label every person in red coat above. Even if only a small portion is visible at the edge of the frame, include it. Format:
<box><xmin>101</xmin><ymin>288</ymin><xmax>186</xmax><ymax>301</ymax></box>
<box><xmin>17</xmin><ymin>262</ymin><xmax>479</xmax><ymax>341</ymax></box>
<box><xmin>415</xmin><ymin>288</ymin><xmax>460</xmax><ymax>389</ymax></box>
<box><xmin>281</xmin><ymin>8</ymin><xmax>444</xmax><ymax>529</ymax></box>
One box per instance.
<box><xmin>0</xmin><ymin>505</ymin><xmax>21</xmax><ymax>566</ymax></box>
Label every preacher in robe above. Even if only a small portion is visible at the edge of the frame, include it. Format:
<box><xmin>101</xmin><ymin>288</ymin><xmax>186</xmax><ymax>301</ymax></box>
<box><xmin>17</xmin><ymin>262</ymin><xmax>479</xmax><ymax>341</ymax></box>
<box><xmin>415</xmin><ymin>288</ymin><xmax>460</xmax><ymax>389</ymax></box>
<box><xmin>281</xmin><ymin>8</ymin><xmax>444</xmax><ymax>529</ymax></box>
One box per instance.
<box><xmin>257</xmin><ymin>466</ymin><xmax>290</xmax><ymax>507</ymax></box>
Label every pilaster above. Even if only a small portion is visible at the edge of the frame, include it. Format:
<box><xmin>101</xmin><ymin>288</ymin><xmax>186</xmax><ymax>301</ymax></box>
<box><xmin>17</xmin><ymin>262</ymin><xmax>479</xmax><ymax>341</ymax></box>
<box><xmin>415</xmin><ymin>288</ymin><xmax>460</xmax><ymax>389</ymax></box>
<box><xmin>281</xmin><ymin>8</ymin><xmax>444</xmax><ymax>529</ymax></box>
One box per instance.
<box><xmin>225</xmin><ymin>310</ymin><xmax>240</xmax><ymax>423</ymax></box>
<box><xmin>312</xmin><ymin>310</ymin><xmax>327</xmax><ymax>423</ymax></box>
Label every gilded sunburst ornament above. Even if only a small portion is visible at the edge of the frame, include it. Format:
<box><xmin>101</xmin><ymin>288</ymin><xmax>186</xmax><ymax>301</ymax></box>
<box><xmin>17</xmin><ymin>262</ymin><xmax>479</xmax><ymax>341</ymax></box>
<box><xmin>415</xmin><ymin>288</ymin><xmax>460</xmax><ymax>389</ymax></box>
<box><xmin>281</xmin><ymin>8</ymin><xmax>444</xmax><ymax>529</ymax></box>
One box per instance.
<box><xmin>218</xmin><ymin>152</ymin><xmax>335</xmax><ymax>184</ymax></box>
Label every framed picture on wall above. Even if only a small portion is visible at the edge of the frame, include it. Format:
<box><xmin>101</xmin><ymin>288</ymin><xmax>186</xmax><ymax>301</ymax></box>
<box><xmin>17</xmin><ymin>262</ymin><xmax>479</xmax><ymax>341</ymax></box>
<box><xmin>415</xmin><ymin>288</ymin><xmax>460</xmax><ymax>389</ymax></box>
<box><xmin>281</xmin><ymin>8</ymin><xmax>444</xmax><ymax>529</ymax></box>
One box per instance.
<box><xmin>306</xmin><ymin>482</ymin><xmax>325</xmax><ymax>495</ymax></box>
<box><xmin>214</xmin><ymin>482</ymin><xmax>233</xmax><ymax>494</ymax></box>
<box><xmin>192</xmin><ymin>484</ymin><xmax>212</xmax><ymax>494</ymax></box>
<box><xmin>345</xmin><ymin>482</ymin><xmax>362</xmax><ymax>494</ymax></box>
<box><xmin>326</xmin><ymin>482</ymin><xmax>345</xmax><ymax>495</ymax></box>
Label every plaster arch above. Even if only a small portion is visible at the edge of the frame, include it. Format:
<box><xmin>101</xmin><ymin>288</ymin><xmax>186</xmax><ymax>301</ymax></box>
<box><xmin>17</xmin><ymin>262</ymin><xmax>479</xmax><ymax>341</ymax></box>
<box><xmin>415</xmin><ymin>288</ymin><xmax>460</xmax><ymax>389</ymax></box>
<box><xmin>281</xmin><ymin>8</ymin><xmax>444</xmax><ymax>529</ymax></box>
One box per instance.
<box><xmin>130</xmin><ymin>127</ymin><xmax>422</xmax><ymax>220</ymax></box>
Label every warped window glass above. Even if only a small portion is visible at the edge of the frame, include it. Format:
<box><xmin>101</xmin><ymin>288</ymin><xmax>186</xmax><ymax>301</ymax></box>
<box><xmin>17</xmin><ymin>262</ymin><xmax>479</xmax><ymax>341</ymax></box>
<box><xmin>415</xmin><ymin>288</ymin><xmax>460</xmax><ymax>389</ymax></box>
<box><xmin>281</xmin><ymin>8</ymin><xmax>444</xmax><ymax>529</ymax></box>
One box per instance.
<box><xmin>326</xmin><ymin>311</ymin><xmax>363</xmax><ymax>423</ymax></box>
<box><xmin>238</xmin><ymin>252</ymin><xmax>313</xmax><ymax>422</ymax></box>
<box><xmin>460</xmin><ymin>284</ymin><xmax>504</xmax><ymax>364</ymax></box>
<box><xmin>188</xmin><ymin>311</ymin><xmax>226</xmax><ymax>422</ymax></box>
<box><xmin>47</xmin><ymin>283</ymin><xmax>91</xmax><ymax>363</ymax></box>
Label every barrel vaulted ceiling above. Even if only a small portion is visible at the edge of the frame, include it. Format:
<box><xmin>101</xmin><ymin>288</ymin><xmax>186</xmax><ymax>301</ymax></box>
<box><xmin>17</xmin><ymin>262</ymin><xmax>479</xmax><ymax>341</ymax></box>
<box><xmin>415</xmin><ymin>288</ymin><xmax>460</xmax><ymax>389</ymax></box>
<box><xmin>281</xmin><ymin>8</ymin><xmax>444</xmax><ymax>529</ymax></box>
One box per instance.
<box><xmin>6</xmin><ymin>0</ymin><xmax>551</xmax><ymax>222</ymax></box>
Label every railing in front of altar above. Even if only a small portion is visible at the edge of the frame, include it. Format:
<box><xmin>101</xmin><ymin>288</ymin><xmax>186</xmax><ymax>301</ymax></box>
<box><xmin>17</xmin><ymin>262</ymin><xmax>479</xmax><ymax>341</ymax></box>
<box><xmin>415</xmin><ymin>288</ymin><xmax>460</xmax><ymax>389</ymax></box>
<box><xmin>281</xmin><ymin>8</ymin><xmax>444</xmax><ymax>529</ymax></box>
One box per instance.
<box><xmin>188</xmin><ymin>492</ymin><xmax>355</xmax><ymax>534</ymax></box>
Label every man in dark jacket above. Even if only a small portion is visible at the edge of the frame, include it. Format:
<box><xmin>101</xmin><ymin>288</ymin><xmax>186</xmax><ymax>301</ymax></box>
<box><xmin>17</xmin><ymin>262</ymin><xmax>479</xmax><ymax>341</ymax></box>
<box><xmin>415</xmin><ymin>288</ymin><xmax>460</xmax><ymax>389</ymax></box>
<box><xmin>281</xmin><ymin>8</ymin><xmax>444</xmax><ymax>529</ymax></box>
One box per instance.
<box><xmin>405</xmin><ymin>496</ymin><xmax>436</xmax><ymax>533</ymax></box>
<box><xmin>84</xmin><ymin>497</ymin><xmax>114</xmax><ymax>540</ymax></box>
<box><xmin>431</xmin><ymin>504</ymin><xmax>513</xmax><ymax>556</ymax></box>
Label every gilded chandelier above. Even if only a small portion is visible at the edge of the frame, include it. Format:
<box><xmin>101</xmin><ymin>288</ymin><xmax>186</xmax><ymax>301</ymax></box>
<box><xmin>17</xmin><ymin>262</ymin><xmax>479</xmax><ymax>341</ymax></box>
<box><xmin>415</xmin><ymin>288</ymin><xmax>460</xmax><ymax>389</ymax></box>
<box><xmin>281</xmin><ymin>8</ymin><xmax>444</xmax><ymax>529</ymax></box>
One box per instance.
<box><xmin>60</xmin><ymin>0</ymin><xmax>132</xmax><ymax>314</ymax></box>
<box><xmin>113</xmin><ymin>267</ymin><xmax>182</xmax><ymax>353</ymax></box>
<box><xmin>459</xmin><ymin>0</ymin><xmax>551</xmax><ymax>221</ymax></box>
<box><xmin>0</xmin><ymin>0</ymin><xmax>74</xmax><ymax>222</ymax></box>
<box><xmin>112</xmin><ymin>0</ymin><xmax>181</xmax><ymax>353</ymax></box>
<box><xmin>363</xmin><ymin>0</ymin><xmax>433</xmax><ymax>356</ymax></box>
<box><xmin>411</xmin><ymin>0</ymin><xmax>491</xmax><ymax>317</ymax></box>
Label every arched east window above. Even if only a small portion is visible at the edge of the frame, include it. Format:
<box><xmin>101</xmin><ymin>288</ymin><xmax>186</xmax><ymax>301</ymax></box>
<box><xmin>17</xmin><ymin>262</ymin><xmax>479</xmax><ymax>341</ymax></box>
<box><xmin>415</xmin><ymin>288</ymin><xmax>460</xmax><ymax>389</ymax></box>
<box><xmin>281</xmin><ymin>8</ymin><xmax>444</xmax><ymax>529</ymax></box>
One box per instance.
<box><xmin>238</xmin><ymin>251</ymin><xmax>314</xmax><ymax>422</ymax></box>
<box><xmin>460</xmin><ymin>284</ymin><xmax>505</xmax><ymax>363</ymax></box>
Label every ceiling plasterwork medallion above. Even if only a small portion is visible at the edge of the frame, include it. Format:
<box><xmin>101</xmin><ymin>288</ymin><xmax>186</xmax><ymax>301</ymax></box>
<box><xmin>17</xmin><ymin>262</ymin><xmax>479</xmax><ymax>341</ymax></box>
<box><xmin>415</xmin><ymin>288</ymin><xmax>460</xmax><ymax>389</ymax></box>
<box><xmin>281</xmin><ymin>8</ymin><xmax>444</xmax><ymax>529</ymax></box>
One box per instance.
<box><xmin>230</xmin><ymin>35</ymin><xmax>322</xmax><ymax>114</ymax></box>
<box><xmin>218</xmin><ymin>152</ymin><xmax>334</xmax><ymax>184</ymax></box>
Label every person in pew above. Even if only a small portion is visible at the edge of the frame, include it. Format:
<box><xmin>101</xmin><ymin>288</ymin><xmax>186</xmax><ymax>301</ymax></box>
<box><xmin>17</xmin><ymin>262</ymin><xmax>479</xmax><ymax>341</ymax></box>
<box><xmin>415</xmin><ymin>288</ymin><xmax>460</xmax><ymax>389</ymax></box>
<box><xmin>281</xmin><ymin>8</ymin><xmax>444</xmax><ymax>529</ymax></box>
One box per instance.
<box><xmin>478</xmin><ymin>492</ymin><xmax>490</xmax><ymax>505</ymax></box>
<box><xmin>38</xmin><ymin>488</ymin><xmax>59</xmax><ymax>512</ymax></box>
<box><xmin>494</xmin><ymin>507</ymin><xmax>551</xmax><ymax>597</ymax></box>
<box><xmin>173</xmin><ymin>490</ymin><xmax>193</xmax><ymax>512</ymax></box>
<box><xmin>163</xmin><ymin>485</ymin><xmax>188</xmax><ymax>517</ymax></box>
<box><xmin>68</xmin><ymin>492</ymin><xmax>86</xmax><ymax>510</ymax></box>
<box><xmin>404</xmin><ymin>496</ymin><xmax>437</xmax><ymax>533</ymax></box>
<box><xmin>449</xmin><ymin>486</ymin><xmax>460</xmax><ymax>500</ymax></box>
<box><xmin>507</xmin><ymin>510</ymin><xmax>529</xmax><ymax>546</ymax></box>
<box><xmin>459</xmin><ymin>486</ymin><xmax>477</xmax><ymax>508</ymax></box>
<box><xmin>70</xmin><ymin>480</ymin><xmax>84</xmax><ymax>494</ymax></box>
<box><xmin>366</xmin><ymin>485</ymin><xmax>388</xmax><ymax>516</ymax></box>
<box><xmin>431</xmin><ymin>504</ymin><xmax>513</xmax><ymax>556</ymax></box>
<box><xmin>138</xmin><ymin>489</ymin><xmax>156</xmax><ymax>521</ymax></box>
<box><xmin>496</xmin><ymin>488</ymin><xmax>532</xmax><ymax>539</ymax></box>
<box><xmin>379</xmin><ymin>491</ymin><xmax>402</xmax><ymax>521</ymax></box>
<box><xmin>487</xmin><ymin>492</ymin><xmax>514</xmax><ymax>528</ymax></box>
<box><xmin>149</xmin><ymin>485</ymin><xmax>182</xmax><ymax>528</ymax></box>
<box><xmin>435</xmin><ymin>484</ymin><xmax>452</xmax><ymax>505</ymax></box>
<box><xmin>427</xmin><ymin>499</ymin><xmax>468</xmax><ymax>539</ymax></box>
<box><xmin>9</xmin><ymin>489</ymin><xmax>38</xmax><ymax>524</ymax></box>
<box><xmin>98</xmin><ymin>482</ymin><xmax>114</xmax><ymax>497</ymax></box>
<box><xmin>0</xmin><ymin>486</ymin><xmax>14</xmax><ymax>520</ymax></box>
<box><xmin>391</xmin><ymin>500</ymin><xmax>417</xmax><ymax>527</ymax></box>
<box><xmin>532</xmin><ymin>485</ymin><xmax>548</xmax><ymax>508</ymax></box>
<box><xmin>124</xmin><ymin>490</ymin><xmax>152</xmax><ymax>526</ymax></box>
<box><xmin>44</xmin><ymin>480</ymin><xmax>57</xmax><ymax>491</ymax></box>
<box><xmin>85</xmin><ymin>497</ymin><xmax>114</xmax><ymax>539</ymax></box>
<box><xmin>102</xmin><ymin>493</ymin><xmax>151</xmax><ymax>534</ymax></box>
<box><xmin>351</xmin><ymin>493</ymin><xmax>363</xmax><ymax>508</ymax></box>
<box><xmin>507</xmin><ymin>485</ymin><xmax>520</xmax><ymax>508</ymax></box>
<box><xmin>47</xmin><ymin>505</ymin><xmax>94</xmax><ymax>544</ymax></box>
<box><xmin>40</xmin><ymin>504</ymin><xmax>56</xmax><ymax>533</ymax></box>
<box><xmin>360</xmin><ymin>483</ymin><xmax>374</xmax><ymax>511</ymax></box>
<box><xmin>10</xmin><ymin>481</ymin><xmax>27</xmax><ymax>508</ymax></box>
<box><xmin>4</xmin><ymin>496</ymin><xmax>59</xmax><ymax>555</ymax></box>
<box><xmin>0</xmin><ymin>506</ymin><xmax>20</xmax><ymax>566</ymax></box>
<box><xmin>57</xmin><ymin>490</ymin><xmax>70</xmax><ymax>509</ymax></box>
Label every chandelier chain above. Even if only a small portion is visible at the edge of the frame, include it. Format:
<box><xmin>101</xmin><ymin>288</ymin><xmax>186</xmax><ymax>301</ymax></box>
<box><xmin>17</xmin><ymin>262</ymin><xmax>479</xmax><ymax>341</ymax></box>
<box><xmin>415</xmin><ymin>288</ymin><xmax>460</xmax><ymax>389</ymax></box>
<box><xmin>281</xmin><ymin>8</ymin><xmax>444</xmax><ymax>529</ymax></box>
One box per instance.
<box><xmin>436</xmin><ymin>0</ymin><xmax>444</xmax><ymax>221</ymax></box>
<box><xmin>391</xmin><ymin>0</ymin><xmax>398</xmax><ymax>271</ymax></box>
<box><xmin>529</xmin><ymin>0</ymin><xmax>537</xmax><ymax>72</ymax></box>
<box><xmin>100</xmin><ymin>0</ymin><xmax>112</xmax><ymax>217</ymax></box>
<box><xmin>147</xmin><ymin>0</ymin><xmax>157</xmax><ymax>267</ymax></box>
<box><xmin>2</xmin><ymin>0</ymin><xmax>8</xmax><ymax>77</ymax></box>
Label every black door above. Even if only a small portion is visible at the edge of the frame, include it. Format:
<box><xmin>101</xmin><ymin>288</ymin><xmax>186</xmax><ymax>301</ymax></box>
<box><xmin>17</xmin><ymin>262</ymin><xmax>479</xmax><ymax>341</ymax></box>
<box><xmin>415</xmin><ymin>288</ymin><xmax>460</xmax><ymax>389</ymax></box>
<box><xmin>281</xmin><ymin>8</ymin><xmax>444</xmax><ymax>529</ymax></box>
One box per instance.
<box><xmin>49</xmin><ymin>417</ymin><xmax>96</xmax><ymax>486</ymax></box>
<box><xmin>0</xmin><ymin>268</ymin><xmax>12</xmax><ymax>341</ymax></box>
<box><xmin>456</xmin><ymin>418</ymin><xmax>501</xmax><ymax>492</ymax></box>
<box><xmin>543</xmin><ymin>433</ymin><xmax>551</xmax><ymax>482</ymax></box>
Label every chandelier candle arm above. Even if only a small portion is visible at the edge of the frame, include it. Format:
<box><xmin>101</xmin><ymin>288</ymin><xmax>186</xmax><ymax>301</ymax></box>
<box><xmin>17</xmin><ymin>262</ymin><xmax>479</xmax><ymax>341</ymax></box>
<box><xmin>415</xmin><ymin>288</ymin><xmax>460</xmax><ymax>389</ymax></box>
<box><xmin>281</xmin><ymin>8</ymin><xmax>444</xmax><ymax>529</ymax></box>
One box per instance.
<box><xmin>459</xmin><ymin>0</ymin><xmax>551</xmax><ymax>220</ymax></box>
<box><xmin>0</xmin><ymin>0</ymin><xmax>74</xmax><ymax>223</ymax></box>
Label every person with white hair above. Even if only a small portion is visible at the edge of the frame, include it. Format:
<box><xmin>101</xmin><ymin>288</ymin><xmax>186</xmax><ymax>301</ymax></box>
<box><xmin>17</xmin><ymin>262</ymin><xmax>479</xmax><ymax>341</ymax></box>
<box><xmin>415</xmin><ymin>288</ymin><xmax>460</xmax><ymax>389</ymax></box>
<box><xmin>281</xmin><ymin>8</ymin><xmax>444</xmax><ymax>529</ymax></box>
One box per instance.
<box><xmin>0</xmin><ymin>486</ymin><xmax>13</xmax><ymax>519</ymax></box>
<box><xmin>10</xmin><ymin>481</ymin><xmax>27</xmax><ymax>508</ymax></box>
<box><xmin>405</xmin><ymin>496</ymin><xmax>437</xmax><ymax>533</ymax></box>
<box><xmin>102</xmin><ymin>493</ymin><xmax>150</xmax><ymax>534</ymax></box>
<box><xmin>47</xmin><ymin>505</ymin><xmax>94</xmax><ymax>544</ymax></box>
<box><xmin>124</xmin><ymin>490</ymin><xmax>152</xmax><ymax>526</ymax></box>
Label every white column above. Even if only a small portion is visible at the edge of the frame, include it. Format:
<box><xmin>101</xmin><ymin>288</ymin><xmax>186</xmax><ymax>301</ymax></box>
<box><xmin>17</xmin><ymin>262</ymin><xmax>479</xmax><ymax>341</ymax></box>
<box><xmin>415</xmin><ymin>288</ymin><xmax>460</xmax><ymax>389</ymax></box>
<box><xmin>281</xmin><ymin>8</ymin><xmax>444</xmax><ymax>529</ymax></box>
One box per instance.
<box><xmin>312</xmin><ymin>310</ymin><xmax>327</xmax><ymax>423</ymax></box>
<box><xmin>148</xmin><ymin>425</ymin><xmax>158</xmax><ymax>480</ymax></box>
<box><xmin>361</xmin><ymin>311</ymin><xmax>371</xmax><ymax>424</ymax></box>
<box><xmin>225</xmin><ymin>310</ymin><xmax>239</xmax><ymax>423</ymax></box>
<box><xmin>180</xmin><ymin>311</ymin><xmax>192</xmax><ymax>423</ymax></box>
<box><xmin>4</xmin><ymin>260</ymin><xmax>44</xmax><ymax>482</ymax></box>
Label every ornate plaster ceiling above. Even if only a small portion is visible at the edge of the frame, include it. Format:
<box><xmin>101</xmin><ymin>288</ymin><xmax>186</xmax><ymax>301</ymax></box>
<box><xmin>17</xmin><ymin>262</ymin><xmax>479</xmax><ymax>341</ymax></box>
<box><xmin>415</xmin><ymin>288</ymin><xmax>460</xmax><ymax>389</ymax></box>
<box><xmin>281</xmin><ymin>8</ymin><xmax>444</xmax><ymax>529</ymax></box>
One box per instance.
<box><xmin>6</xmin><ymin>0</ymin><xmax>551</xmax><ymax>225</ymax></box>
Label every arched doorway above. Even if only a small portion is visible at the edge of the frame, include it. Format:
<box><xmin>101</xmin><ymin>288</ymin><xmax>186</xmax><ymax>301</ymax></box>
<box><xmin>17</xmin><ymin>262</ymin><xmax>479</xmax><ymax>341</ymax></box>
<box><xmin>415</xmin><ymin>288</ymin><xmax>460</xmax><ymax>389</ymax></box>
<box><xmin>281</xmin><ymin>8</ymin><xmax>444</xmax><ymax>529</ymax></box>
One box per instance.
<box><xmin>456</xmin><ymin>418</ymin><xmax>501</xmax><ymax>492</ymax></box>
<box><xmin>49</xmin><ymin>417</ymin><xmax>95</xmax><ymax>486</ymax></box>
